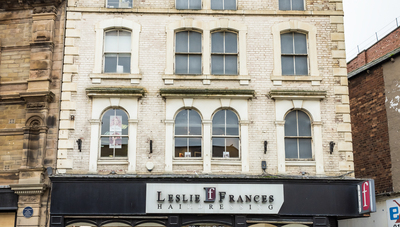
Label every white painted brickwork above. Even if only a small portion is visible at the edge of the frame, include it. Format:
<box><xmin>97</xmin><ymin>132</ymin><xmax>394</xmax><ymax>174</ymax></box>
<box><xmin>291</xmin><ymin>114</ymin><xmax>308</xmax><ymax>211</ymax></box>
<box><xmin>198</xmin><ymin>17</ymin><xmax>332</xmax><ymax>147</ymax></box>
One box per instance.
<box><xmin>58</xmin><ymin>0</ymin><xmax>352</xmax><ymax>176</ymax></box>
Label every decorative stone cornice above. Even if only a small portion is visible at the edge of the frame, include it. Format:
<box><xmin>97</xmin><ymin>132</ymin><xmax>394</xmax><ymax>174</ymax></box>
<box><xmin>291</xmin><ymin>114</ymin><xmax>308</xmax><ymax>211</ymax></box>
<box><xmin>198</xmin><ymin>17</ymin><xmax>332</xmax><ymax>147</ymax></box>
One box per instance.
<box><xmin>0</xmin><ymin>0</ymin><xmax>63</xmax><ymax>11</ymax></box>
<box><xmin>20</xmin><ymin>91</ymin><xmax>55</xmax><ymax>103</ymax></box>
<box><xmin>86</xmin><ymin>87</ymin><xmax>145</xmax><ymax>97</ymax></box>
<box><xmin>269</xmin><ymin>90</ymin><xmax>327</xmax><ymax>100</ymax></box>
<box><xmin>160</xmin><ymin>88</ymin><xmax>255</xmax><ymax>98</ymax></box>
<box><xmin>10</xmin><ymin>183</ymin><xmax>47</xmax><ymax>195</ymax></box>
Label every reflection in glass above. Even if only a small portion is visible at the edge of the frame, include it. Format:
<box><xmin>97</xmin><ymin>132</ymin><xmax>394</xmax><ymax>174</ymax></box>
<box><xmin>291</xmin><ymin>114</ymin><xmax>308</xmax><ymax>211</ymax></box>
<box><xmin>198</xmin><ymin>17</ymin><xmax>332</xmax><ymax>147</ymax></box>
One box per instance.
<box><xmin>212</xmin><ymin>110</ymin><xmax>239</xmax><ymax>158</ymax></box>
<box><xmin>175</xmin><ymin>110</ymin><xmax>202</xmax><ymax>157</ymax></box>
<box><xmin>284</xmin><ymin>110</ymin><xmax>312</xmax><ymax>159</ymax></box>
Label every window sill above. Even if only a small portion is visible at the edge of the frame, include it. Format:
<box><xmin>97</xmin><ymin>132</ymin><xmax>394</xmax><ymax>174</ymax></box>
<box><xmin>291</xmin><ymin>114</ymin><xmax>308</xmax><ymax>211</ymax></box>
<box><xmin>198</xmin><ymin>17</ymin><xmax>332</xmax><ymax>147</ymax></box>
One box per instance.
<box><xmin>162</xmin><ymin>74</ymin><xmax>250</xmax><ymax>85</ymax></box>
<box><xmin>90</xmin><ymin>73</ymin><xmax>142</xmax><ymax>84</ymax></box>
<box><xmin>285</xmin><ymin>161</ymin><xmax>316</xmax><ymax>166</ymax></box>
<box><xmin>98</xmin><ymin>159</ymin><xmax>129</xmax><ymax>165</ymax></box>
<box><xmin>271</xmin><ymin>75</ymin><xmax>322</xmax><ymax>86</ymax></box>
<box><xmin>173</xmin><ymin>159</ymin><xmax>203</xmax><ymax>165</ymax></box>
<box><xmin>211</xmin><ymin>159</ymin><xmax>241</xmax><ymax>165</ymax></box>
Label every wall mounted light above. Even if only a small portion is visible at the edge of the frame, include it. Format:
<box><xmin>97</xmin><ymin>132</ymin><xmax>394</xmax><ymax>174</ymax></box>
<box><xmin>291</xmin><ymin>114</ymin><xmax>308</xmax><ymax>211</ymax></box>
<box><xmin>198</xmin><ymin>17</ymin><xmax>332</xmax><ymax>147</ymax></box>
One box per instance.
<box><xmin>329</xmin><ymin>141</ymin><xmax>335</xmax><ymax>154</ymax></box>
<box><xmin>261</xmin><ymin>161</ymin><xmax>267</xmax><ymax>172</ymax></box>
<box><xmin>150</xmin><ymin>140</ymin><xmax>153</xmax><ymax>153</ymax></box>
<box><xmin>76</xmin><ymin>139</ymin><xmax>82</xmax><ymax>152</ymax></box>
<box><xmin>264</xmin><ymin>141</ymin><xmax>268</xmax><ymax>154</ymax></box>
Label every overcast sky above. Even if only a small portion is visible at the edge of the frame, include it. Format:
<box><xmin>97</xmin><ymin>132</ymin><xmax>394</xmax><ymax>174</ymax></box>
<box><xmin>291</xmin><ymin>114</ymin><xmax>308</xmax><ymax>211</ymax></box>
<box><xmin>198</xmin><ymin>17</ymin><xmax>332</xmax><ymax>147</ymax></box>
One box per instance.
<box><xmin>343</xmin><ymin>0</ymin><xmax>400</xmax><ymax>61</ymax></box>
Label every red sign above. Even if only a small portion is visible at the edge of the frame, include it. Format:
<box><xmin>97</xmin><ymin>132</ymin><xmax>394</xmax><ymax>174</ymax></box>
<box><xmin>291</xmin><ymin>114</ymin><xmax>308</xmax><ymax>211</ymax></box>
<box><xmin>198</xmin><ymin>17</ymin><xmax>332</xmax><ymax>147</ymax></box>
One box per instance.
<box><xmin>358</xmin><ymin>180</ymin><xmax>376</xmax><ymax>214</ymax></box>
<box><xmin>362</xmin><ymin>181</ymin><xmax>371</xmax><ymax>211</ymax></box>
<box><xmin>204</xmin><ymin>187</ymin><xmax>216</xmax><ymax>202</ymax></box>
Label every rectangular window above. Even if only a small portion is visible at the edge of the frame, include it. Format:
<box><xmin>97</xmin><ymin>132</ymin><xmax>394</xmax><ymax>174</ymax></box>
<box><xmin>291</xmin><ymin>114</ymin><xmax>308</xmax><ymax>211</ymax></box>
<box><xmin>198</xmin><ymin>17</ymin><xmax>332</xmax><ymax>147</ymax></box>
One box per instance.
<box><xmin>107</xmin><ymin>0</ymin><xmax>133</xmax><ymax>8</ymax></box>
<box><xmin>175</xmin><ymin>31</ymin><xmax>202</xmax><ymax>75</ymax></box>
<box><xmin>176</xmin><ymin>0</ymin><xmax>202</xmax><ymax>9</ymax></box>
<box><xmin>211</xmin><ymin>0</ymin><xmax>236</xmax><ymax>10</ymax></box>
<box><xmin>211</xmin><ymin>31</ymin><xmax>237</xmax><ymax>75</ymax></box>
<box><xmin>279</xmin><ymin>0</ymin><xmax>304</xmax><ymax>10</ymax></box>
<box><xmin>281</xmin><ymin>32</ymin><xmax>308</xmax><ymax>75</ymax></box>
<box><xmin>104</xmin><ymin>30</ymin><xmax>131</xmax><ymax>73</ymax></box>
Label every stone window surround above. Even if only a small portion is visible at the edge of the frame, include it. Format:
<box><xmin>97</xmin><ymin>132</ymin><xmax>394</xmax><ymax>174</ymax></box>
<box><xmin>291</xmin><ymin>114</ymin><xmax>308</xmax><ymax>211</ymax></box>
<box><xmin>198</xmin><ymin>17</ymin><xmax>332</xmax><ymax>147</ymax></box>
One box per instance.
<box><xmin>164</xmin><ymin>18</ymin><xmax>249</xmax><ymax>85</ymax></box>
<box><xmin>271</xmin><ymin>20</ymin><xmax>321</xmax><ymax>86</ymax></box>
<box><xmin>270</xmin><ymin>90</ymin><xmax>326</xmax><ymax>175</ymax></box>
<box><xmin>87</xmin><ymin>95</ymin><xmax>140</xmax><ymax>173</ymax></box>
<box><xmin>162</xmin><ymin>91</ymin><xmax>252</xmax><ymax>174</ymax></box>
<box><xmin>92</xmin><ymin>18</ymin><xmax>141</xmax><ymax>84</ymax></box>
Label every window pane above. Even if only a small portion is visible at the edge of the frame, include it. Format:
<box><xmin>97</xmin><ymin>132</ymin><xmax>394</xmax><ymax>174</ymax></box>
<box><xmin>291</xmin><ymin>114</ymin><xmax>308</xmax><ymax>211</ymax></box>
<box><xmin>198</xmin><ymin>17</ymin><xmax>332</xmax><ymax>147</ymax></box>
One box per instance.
<box><xmin>175</xmin><ymin>138</ymin><xmax>188</xmax><ymax>157</ymax></box>
<box><xmin>189</xmin><ymin>0</ymin><xmax>202</xmax><ymax>9</ymax></box>
<box><xmin>226</xmin><ymin>138</ymin><xmax>239</xmax><ymax>157</ymax></box>
<box><xmin>212</xmin><ymin>138</ymin><xmax>225</xmax><ymax>157</ymax></box>
<box><xmin>189</xmin><ymin>110</ymin><xmax>202</xmax><ymax>135</ymax></box>
<box><xmin>225</xmin><ymin>55</ymin><xmax>237</xmax><ymax>75</ymax></box>
<box><xmin>107</xmin><ymin>0</ymin><xmax>119</xmax><ymax>8</ymax></box>
<box><xmin>189</xmin><ymin>138</ymin><xmax>202</xmax><ymax>157</ymax></box>
<box><xmin>176</xmin><ymin>0</ymin><xmax>188</xmax><ymax>9</ymax></box>
<box><xmin>292</xmin><ymin>0</ymin><xmax>304</xmax><ymax>10</ymax></box>
<box><xmin>225</xmin><ymin>32</ymin><xmax>237</xmax><ymax>53</ymax></box>
<box><xmin>211</xmin><ymin>0</ymin><xmax>223</xmax><ymax>10</ymax></box>
<box><xmin>105</xmin><ymin>31</ymin><xmax>118</xmax><ymax>52</ymax></box>
<box><xmin>118</xmin><ymin>31</ymin><xmax>131</xmax><ymax>52</ymax></box>
<box><xmin>281</xmin><ymin>56</ymin><xmax>294</xmax><ymax>75</ymax></box>
<box><xmin>285</xmin><ymin>138</ymin><xmax>298</xmax><ymax>158</ymax></box>
<box><xmin>212</xmin><ymin>110</ymin><xmax>225</xmax><ymax>135</ymax></box>
<box><xmin>226</xmin><ymin>110</ymin><xmax>239</xmax><ymax>135</ymax></box>
<box><xmin>299</xmin><ymin>138</ymin><xmax>312</xmax><ymax>159</ymax></box>
<box><xmin>101</xmin><ymin>137</ymin><xmax>114</xmax><ymax>157</ymax></box>
<box><xmin>118</xmin><ymin>54</ymin><xmax>131</xmax><ymax>73</ymax></box>
<box><xmin>285</xmin><ymin>111</ymin><xmax>297</xmax><ymax>136</ymax></box>
<box><xmin>122</xmin><ymin>0</ymin><xmax>133</xmax><ymax>8</ymax></box>
<box><xmin>176</xmin><ymin>31</ymin><xmax>188</xmax><ymax>53</ymax></box>
<box><xmin>188</xmin><ymin>55</ymin><xmax>201</xmax><ymax>74</ymax></box>
<box><xmin>279</xmin><ymin>0</ymin><xmax>290</xmax><ymax>10</ymax></box>
<box><xmin>224</xmin><ymin>0</ymin><xmax>236</xmax><ymax>10</ymax></box>
<box><xmin>212</xmin><ymin>32</ymin><xmax>224</xmax><ymax>53</ymax></box>
<box><xmin>295</xmin><ymin>56</ymin><xmax>308</xmax><ymax>75</ymax></box>
<box><xmin>298</xmin><ymin>111</ymin><xmax>311</xmax><ymax>136</ymax></box>
<box><xmin>101</xmin><ymin>109</ymin><xmax>114</xmax><ymax>135</ymax></box>
<box><xmin>281</xmin><ymin>33</ymin><xmax>293</xmax><ymax>54</ymax></box>
<box><xmin>115</xmin><ymin>137</ymin><xmax>128</xmax><ymax>157</ymax></box>
<box><xmin>175</xmin><ymin>55</ymin><xmax>188</xmax><ymax>74</ymax></box>
<box><xmin>211</xmin><ymin>55</ymin><xmax>224</xmax><ymax>75</ymax></box>
<box><xmin>189</xmin><ymin>31</ymin><xmax>201</xmax><ymax>53</ymax></box>
<box><xmin>115</xmin><ymin>109</ymin><xmax>129</xmax><ymax>135</ymax></box>
<box><xmin>294</xmin><ymin>33</ymin><xmax>307</xmax><ymax>54</ymax></box>
<box><xmin>104</xmin><ymin>54</ymin><xmax>117</xmax><ymax>73</ymax></box>
<box><xmin>175</xmin><ymin>110</ymin><xmax>188</xmax><ymax>135</ymax></box>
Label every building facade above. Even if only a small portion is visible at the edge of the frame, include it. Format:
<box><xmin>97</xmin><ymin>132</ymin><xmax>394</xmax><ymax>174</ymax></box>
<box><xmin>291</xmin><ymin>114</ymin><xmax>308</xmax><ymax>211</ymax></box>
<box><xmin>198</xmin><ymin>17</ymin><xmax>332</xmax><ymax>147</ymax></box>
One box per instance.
<box><xmin>50</xmin><ymin>0</ymin><xmax>369</xmax><ymax>227</ymax></box>
<box><xmin>0</xmin><ymin>0</ymin><xmax>66</xmax><ymax>226</ymax></box>
<box><xmin>339</xmin><ymin>26</ymin><xmax>400</xmax><ymax>227</ymax></box>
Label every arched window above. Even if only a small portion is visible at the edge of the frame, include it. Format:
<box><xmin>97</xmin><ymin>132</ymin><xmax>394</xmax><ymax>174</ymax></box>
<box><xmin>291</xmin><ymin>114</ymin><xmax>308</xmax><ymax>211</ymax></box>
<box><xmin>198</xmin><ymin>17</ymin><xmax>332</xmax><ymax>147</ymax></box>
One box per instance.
<box><xmin>175</xmin><ymin>31</ymin><xmax>202</xmax><ymax>74</ymax></box>
<box><xmin>211</xmin><ymin>31</ymin><xmax>237</xmax><ymax>75</ymax></box>
<box><xmin>284</xmin><ymin>110</ymin><xmax>312</xmax><ymax>159</ymax></box>
<box><xmin>104</xmin><ymin>30</ymin><xmax>131</xmax><ymax>73</ymax></box>
<box><xmin>100</xmin><ymin>109</ymin><xmax>129</xmax><ymax>158</ymax></box>
<box><xmin>281</xmin><ymin>32</ymin><xmax>308</xmax><ymax>76</ymax></box>
<box><xmin>175</xmin><ymin>109</ymin><xmax>202</xmax><ymax>158</ymax></box>
<box><xmin>212</xmin><ymin>109</ymin><xmax>239</xmax><ymax>158</ymax></box>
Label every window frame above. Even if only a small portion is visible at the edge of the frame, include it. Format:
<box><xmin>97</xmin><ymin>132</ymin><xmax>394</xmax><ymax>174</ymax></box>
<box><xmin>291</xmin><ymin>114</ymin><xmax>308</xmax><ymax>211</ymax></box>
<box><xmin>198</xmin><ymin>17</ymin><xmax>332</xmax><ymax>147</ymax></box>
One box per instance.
<box><xmin>210</xmin><ymin>0</ymin><xmax>237</xmax><ymax>10</ymax></box>
<box><xmin>99</xmin><ymin>108</ymin><xmax>129</xmax><ymax>160</ymax></box>
<box><xmin>284</xmin><ymin>110</ymin><xmax>313</xmax><ymax>160</ymax></box>
<box><xmin>211</xmin><ymin>31</ymin><xmax>238</xmax><ymax>75</ymax></box>
<box><xmin>106</xmin><ymin>0</ymin><xmax>133</xmax><ymax>8</ymax></box>
<box><xmin>280</xmin><ymin>32</ymin><xmax>309</xmax><ymax>76</ymax></box>
<box><xmin>174</xmin><ymin>109</ymin><xmax>203</xmax><ymax>159</ymax></box>
<box><xmin>279</xmin><ymin>0</ymin><xmax>305</xmax><ymax>11</ymax></box>
<box><xmin>176</xmin><ymin>0</ymin><xmax>202</xmax><ymax>10</ymax></box>
<box><xmin>174</xmin><ymin>30</ymin><xmax>203</xmax><ymax>75</ymax></box>
<box><xmin>211</xmin><ymin>109</ymin><xmax>240</xmax><ymax>159</ymax></box>
<box><xmin>103</xmin><ymin>29</ymin><xmax>132</xmax><ymax>74</ymax></box>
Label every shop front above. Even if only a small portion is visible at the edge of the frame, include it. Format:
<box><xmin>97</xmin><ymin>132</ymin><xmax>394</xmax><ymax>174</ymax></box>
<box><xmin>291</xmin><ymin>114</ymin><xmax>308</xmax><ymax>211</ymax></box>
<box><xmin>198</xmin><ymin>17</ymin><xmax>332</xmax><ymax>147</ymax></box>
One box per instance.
<box><xmin>0</xmin><ymin>188</ymin><xmax>18</xmax><ymax>227</ymax></box>
<box><xmin>49</xmin><ymin>176</ymin><xmax>374</xmax><ymax>227</ymax></box>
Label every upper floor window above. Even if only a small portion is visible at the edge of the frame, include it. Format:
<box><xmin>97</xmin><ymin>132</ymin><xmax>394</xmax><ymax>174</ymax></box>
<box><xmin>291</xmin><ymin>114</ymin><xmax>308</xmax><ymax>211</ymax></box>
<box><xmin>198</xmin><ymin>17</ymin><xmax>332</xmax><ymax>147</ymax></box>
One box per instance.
<box><xmin>212</xmin><ymin>109</ymin><xmax>239</xmax><ymax>158</ymax></box>
<box><xmin>279</xmin><ymin>0</ymin><xmax>304</xmax><ymax>10</ymax></box>
<box><xmin>176</xmin><ymin>0</ymin><xmax>202</xmax><ymax>9</ymax></box>
<box><xmin>175</xmin><ymin>31</ymin><xmax>202</xmax><ymax>74</ymax></box>
<box><xmin>211</xmin><ymin>31</ymin><xmax>237</xmax><ymax>75</ymax></box>
<box><xmin>100</xmin><ymin>109</ymin><xmax>129</xmax><ymax>158</ymax></box>
<box><xmin>107</xmin><ymin>0</ymin><xmax>132</xmax><ymax>8</ymax></box>
<box><xmin>211</xmin><ymin>0</ymin><xmax>236</xmax><ymax>10</ymax></box>
<box><xmin>281</xmin><ymin>32</ymin><xmax>308</xmax><ymax>76</ymax></box>
<box><xmin>104</xmin><ymin>30</ymin><xmax>131</xmax><ymax>73</ymax></box>
<box><xmin>284</xmin><ymin>110</ymin><xmax>312</xmax><ymax>160</ymax></box>
<box><xmin>175</xmin><ymin>109</ymin><xmax>202</xmax><ymax>158</ymax></box>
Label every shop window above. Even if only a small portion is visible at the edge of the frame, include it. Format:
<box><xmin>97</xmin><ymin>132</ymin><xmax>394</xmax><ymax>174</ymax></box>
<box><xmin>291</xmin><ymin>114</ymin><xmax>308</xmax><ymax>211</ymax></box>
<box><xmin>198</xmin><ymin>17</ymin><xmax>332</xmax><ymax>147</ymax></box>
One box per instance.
<box><xmin>176</xmin><ymin>0</ymin><xmax>202</xmax><ymax>9</ymax></box>
<box><xmin>212</xmin><ymin>109</ymin><xmax>239</xmax><ymax>158</ymax></box>
<box><xmin>211</xmin><ymin>0</ymin><xmax>236</xmax><ymax>10</ymax></box>
<box><xmin>104</xmin><ymin>30</ymin><xmax>131</xmax><ymax>73</ymax></box>
<box><xmin>175</xmin><ymin>109</ymin><xmax>202</xmax><ymax>158</ymax></box>
<box><xmin>279</xmin><ymin>0</ymin><xmax>304</xmax><ymax>10</ymax></box>
<box><xmin>284</xmin><ymin>110</ymin><xmax>312</xmax><ymax>159</ymax></box>
<box><xmin>175</xmin><ymin>31</ymin><xmax>202</xmax><ymax>74</ymax></box>
<box><xmin>100</xmin><ymin>108</ymin><xmax>129</xmax><ymax>158</ymax></box>
<box><xmin>281</xmin><ymin>32</ymin><xmax>308</xmax><ymax>76</ymax></box>
<box><xmin>211</xmin><ymin>31</ymin><xmax>238</xmax><ymax>75</ymax></box>
<box><xmin>107</xmin><ymin>0</ymin><xmax>132</xmax><ymax>8</ymax></box>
